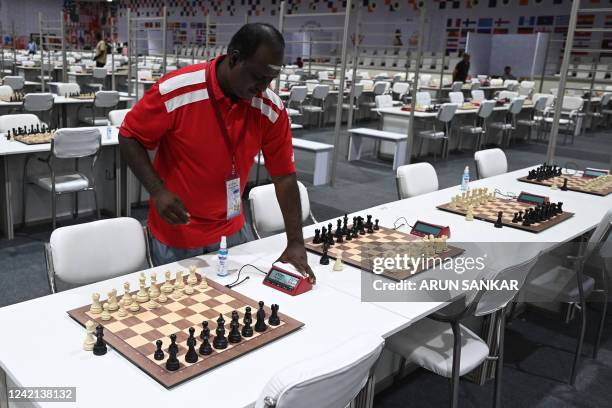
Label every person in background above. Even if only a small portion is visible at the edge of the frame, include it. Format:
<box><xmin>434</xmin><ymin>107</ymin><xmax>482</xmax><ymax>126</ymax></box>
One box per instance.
<box><xmin>452</xmin><ymin>53</ymin><xmax>470</xmax><ymax>83</ymax></box>
<box><xmin>121</xmin><ymin>42</ymin><xmax>128</xmax><ymax>57</ymax></box>
<box><xmin>295</xmin><ymin>57</ymin><xmax>304</xmax><ymax>68</ymax></box>
<box><xmin>393</xmin><ymin>29</ymin><xmax>402</xmax><ymax>55</ymax></box>
<box><xmin>26</xmin><ymin>37</ymin><xmax>37</xmax><ymax>55</ymax></box>
<box><xmin>94</xmin><ymin>32</ymin><xmax>107</xmax><ymax>68</ymax></box>
<box><xmin>501</xmin><ymin>66</ymin><xmax>516</xmax><ymax>80</ymax></box>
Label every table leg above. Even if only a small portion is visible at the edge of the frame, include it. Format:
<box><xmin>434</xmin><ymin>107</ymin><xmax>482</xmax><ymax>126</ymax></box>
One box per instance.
<box><xmin>61</xmin><ymin>104</ymin><xmax>67</xmax><ymax>128</ymax></box>
<box><xmin>0</xmin><ymin>366</ymin><xmax>8</xmax><ymax>408</ymax></box>
<box><xmin>312</xmin><ymin>150</ymin><xmax>331</xmax><ymax>186</ymax></box>
<box><xmin>348</xmin><ymin>135</ymin><xmax>363</xmax><ymax>161</ymax></box>
<box><xmin>0</xmin><ymin>156</ymin><xmax>14</xmax><ymax>240</ymax></box>
<box><xmin>393</xmin><ymin>141</ymin><xmax>407</xmax><ymax>170</ymax></box>
<box><xmin>118</xmin><ymin>148</ymin><xmax>130</xmax><ymax>217</ymax></box>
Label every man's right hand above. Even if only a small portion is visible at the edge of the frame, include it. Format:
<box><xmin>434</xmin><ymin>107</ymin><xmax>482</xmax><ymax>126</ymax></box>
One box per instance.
<box><xmin>152</xmin><ymin>188</ymin><xmax>190</xmax><ymax>225</ymax></box>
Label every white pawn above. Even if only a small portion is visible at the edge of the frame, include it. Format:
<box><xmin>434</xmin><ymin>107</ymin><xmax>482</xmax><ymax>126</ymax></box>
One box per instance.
<box><xmin>149</xmin><ymin>272</ymin><xmax>160</xmax><ymax>298</ymax></box>
<box><xmin>101</xmin><ymin>303</ymin><xmax>111</xmax><ymax>321</ymax></box>
<box><xmin>187</xmin><ymin>265</ymin><xmax>198</xmax><ymax>286</ymax></box>
<box><xmin>333</xmin><ymin>251</ymin><xmax>344</xmax><ymax>271</ymax></box>
<box><xmin>466</xmin><ymin>205</ymin><xmax>474</xmax><ymax>221</ymax></box>
<box><xmin>162</xmin><ymin>271</ymin><xmax>173</xmax><ymax>294</ymax></box>
<box><xmin>118</xmin><ymin>299</ymin><xmax>128</xmax><ymax>317</ymax></box>
<box><xmin>136</xmin><ymin>280</ymin><xmax>149</xmax><ymax>303</ymax></box>
<box><xmin>172</xmin><ymin>282</ymin><xmax>182</xmax><ymax>300</ymax></box>
<box><xmin>129</xmin><ymin>295</ymin><xmax>140</xmax><ymax>312</ymax></box>
<box><xmin>158</xmin><ymin>291</ymin><xmax>168</xmax><ymax>303</ymax></box>
<box><xmin>175</xmin><ymin>271</ymin><xmax>185</xmax><ymax>289</ymax></box>
<box><xmin>184</xmin><ymin>282</ymin><xmax>194</xmax><ymax>295</ymax></box>
<box><xmin>441</xmin><ymin>235</ymin><xmax>448</xmax><ymax>251</ymax></box>
<box><xmin>122</xmin><ymin>282</ymin><xmax>132</xmax><ymax>306</ymax></box>
<box><xmin>83</xmin><ymin>320</ymin><xmax>96</xmax><ymax>351</ymax></box>
<box><xmin>107</xmin><ymin>289</ymin><xmax>119</xmax><ymax>311</ymax></box>
<box><xmin>90</xmin><ymin>293</ymin><xmax>102</xmax><ymax>314</ymax></box>
<box><xmin>198</xmin><ymin>272</ymin><xmax>208</xmax><ymax>290</ymax></box>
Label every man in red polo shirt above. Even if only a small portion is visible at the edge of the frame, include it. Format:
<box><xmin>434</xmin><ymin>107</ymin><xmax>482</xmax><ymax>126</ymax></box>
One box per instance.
<box><xmin>119</xmin><ymin>23</ymin><xmax>315</xmax><ymax>283</ymax></box>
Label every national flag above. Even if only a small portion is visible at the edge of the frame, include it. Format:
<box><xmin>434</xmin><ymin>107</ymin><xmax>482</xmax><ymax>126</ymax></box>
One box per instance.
<box><xmin>463</xmin><ymin>18</ymin><xmax>477</xmax><ymax>27</ymax></box>
<box><xmin>605</xmin><ymin>15</ymin><xmax>612</xmax><ymax>27</ymax></box>
<box><xmin>536</xmin><ymin>16</ymin><xmax>554</xmax><ymax>26</ymax></box>
<box><xmin>518</xmin><ymin>27</ymin><xmax>534</xmax><ymax>34</ymax></box>
<box><xmin>478</xmin><ymin>18</ymin><xmax>493</xmax><ymax>28</ymax></box>
<box><xmin>493</xmin><ymin>28</ymin><xmax>509</xmax><ymax>34</ymax></box>
<box><xmin>494</xmin><ymin>18</ymin><xmax>510</xmax><ymax>27</ymax></box>
<box><xmin>577</xmin><ymin>14</ymin><xmax>595</xmax><ymax>26</ymax></box>
<box><xmin>519</xmin><ymin>16</ymin><xmax>535</xmax><ymax>26</ymax></box>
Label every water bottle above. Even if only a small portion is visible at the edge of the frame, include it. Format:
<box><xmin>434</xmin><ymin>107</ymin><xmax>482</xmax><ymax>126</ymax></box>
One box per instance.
<box><xmin>106</xmin><ymin>126</ymin><xmax>113</xmax><ymax>141</ymax></box>
<box><xmin>217</xmin><ymin>236</ymin><xmax>228</xmax><ymax>277</ymax></box>
<box><xmin>460</xmin><ymin>165</ymin><xmax>470</xmax><ymax>192</ymax></box>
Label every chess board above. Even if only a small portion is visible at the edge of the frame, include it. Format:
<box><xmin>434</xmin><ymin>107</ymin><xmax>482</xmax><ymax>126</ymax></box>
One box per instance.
<box><xmin>67</xmin><ymin>276</ymin><xmax>303</xmax><ymax>388</ymax></box>
<box><xmin>70</xmin><ymin>93</ymin><xmax>96</xmax><ymax>100</ymax></box>
<box><xmin>304</xmin><ymin>226</ymin><xmax>465</xmax><ymax>281</ymax></box>
<box><xmin>517</xmin><ymin>175</ymin><xmax>612</xmax><ymax>197</ymax></box>
<box><xmin>13</xmin><ymin>132</ymin><xmax>54</xmax><ymax>145</ymax></box>
<box><xmin>437</xmin><ymin>197</ymin><xmax>574</xmax><ymax>233</ymax></box>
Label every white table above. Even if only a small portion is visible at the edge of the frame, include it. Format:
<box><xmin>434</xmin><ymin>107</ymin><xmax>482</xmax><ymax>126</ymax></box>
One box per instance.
<box><xmin>0</xmin><ymin>167</ymin><xmax>610</xmax><ymax>407</ymax></box>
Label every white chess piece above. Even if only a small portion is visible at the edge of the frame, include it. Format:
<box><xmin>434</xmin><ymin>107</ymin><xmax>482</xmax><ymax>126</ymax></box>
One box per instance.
<box><xmin>184</xmin><ymin>282</ymin><xmax>194</xmax><ymax>295</ymax></box>
<box><xmin>128</xmin><ymin>294</ymin><xmax>140</xmax><ymax>312</ymax></box>
<box><xmin>466</xmin><ymin>205</ymin><xmax>474</xmax><ymax>221</ymax></box>
<box><xmin>146</xmin><ymin>288</ymin><xmax>159</xmax><ymax>309</ymax></box>
<box><xmin>175</xmin><ymin>271</ymin><xmax>185</xmax><ymax>289</ymax></box>
<box><xmin>172</xmin><ymin>282</ymin><xmax>182</xmax><ymax>300</ymax></box>
<box><xmin>118</xmin><ymin>299</ymin><xmax>128</xmax><ymax>317</ymax></box>
<box><xmin>136</xmin><ymin>280</ymin><xmax>149</xmax><ymax>303</ymax></box>
<box><xmin>107</xmin><ymin>289</ymin><xmax>119</xmax><ymax>311</ymax></box>
<box><xmin>90</xmin><ymin>293</ymin><xmax>102</xmax><ymax>314</ymax></box>
<box><xmin>198</xmin><ymin>272</ymin><xmax>208</xmax><ymax>290</ymax></box>
<box><xmin>122</xmin><ymin>282</ymin><xmax>132</xmax><ymax>306</ymax></box>
<box><xmin>158</xmin><ymin>291</ymin><xmax>168</xmax><ymax>303</ymax></box>
<box><xmin>333</xmin><ymin>251</ymin><xmax>344</xmax><ymax>271</ymax></box>
<box><xmin>187</xmin><ymin>265</ymin><xmax>198</xmax><ymax>286</ymax></box>
<box><xmin>441</xmin><ymin>235</ymin><xmax>448</xmax><ymax>251</ymax></box>
<box><xmin>101</xmin><ymin>303</ymin><xmax>111</xmax><ymax>321</ymax></box>
<box><xmin>149</xmin><ymin>272</ymin><xmax>160</xmax><ymax>298</ymax></box>
<box><xmin>83</xmin><ymin>320</ymin><xmax>96</xmax><ymax>351</ymax></box>
<box><xmin>162</xmin><ymin>271</ymin><xmax>173</xmax><ymax>294</ymax></box>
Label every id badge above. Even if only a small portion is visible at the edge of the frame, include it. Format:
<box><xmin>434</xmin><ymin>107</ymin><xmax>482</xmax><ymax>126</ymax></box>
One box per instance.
<box><xmin>226</xmin><ymin>173</ymin><xmax>241</xmax><ymax>220</ymax></box>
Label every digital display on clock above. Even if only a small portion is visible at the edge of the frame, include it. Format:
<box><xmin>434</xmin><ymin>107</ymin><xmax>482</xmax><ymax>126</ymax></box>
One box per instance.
<box><xmin>584</xmin><ymin>169</ymin><xmax>608</xmax><ymax>177</ymax></box>
<box><xmin>268</xmin><ymin>270</ymin><xmax>299</xmax><ymax>289</ymax></box>
<box><xmin>414</xmin><ymin>222</ymin><xmax>443</xmax><ymax>236</ymax></box>
<box><xmin>519</xmin><ymin>193</ymin><xmax>546</xmax><ymax>205</ymax></box>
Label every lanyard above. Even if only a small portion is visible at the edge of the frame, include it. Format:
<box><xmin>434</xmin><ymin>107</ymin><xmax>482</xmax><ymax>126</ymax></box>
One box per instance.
<box><xmin>206</xmin><ymin>68</ymin><xmax>249</xmax><ymax>173</ymax></box>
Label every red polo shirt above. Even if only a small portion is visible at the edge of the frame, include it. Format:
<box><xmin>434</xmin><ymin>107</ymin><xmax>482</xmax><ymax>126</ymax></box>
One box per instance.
<box><xmin>120</xmin><ymin>56</ymin><xmax>295</xmax><ymax>248</ymax></box>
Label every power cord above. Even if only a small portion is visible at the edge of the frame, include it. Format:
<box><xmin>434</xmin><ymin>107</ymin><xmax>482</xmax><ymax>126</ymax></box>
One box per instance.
<box><xmin>493</xmin><ymin>189</ymin><xmax>518</xmax><ymax>199</ymax></box>
<box><xmin>393</xmin><ymin>217</ymin><xmax>414</xmax><ymax>230</ymax></box>
<box><xmin>225</xmin><ymin>264</ymin><xmax>268</xmax><ymax>289</ymax></box>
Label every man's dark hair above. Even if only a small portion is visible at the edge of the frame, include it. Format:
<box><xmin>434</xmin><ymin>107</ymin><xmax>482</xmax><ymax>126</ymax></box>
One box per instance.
<box><xmin>96</xmin><ymin>32</ymin><xmax>102</xmax><ymax>41</ymax></box>
<box><xmin>228</xmin><ymin>23</ymin><xmax>284</xmax><ymax>60</ymax></box>
<box><xmin>504</xmin><ymin>66</ymin><xmax>511</xmax><ymax>71</ymax></box>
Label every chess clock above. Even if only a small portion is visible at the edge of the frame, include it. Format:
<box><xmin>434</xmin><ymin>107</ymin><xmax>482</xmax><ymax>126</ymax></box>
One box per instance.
<box><xmin>583</xmin><ymin>168</ymin><xmax>609</xmax><ymax>178</ymax></box>
<box><xmin>517</xmin><ymin>191</ymin><xmax>549</xmax><ymax>206</ymax></box>
<box><xmin>263</xmin><ymin>263</ymin><xmax>312</xmax><ymax>296</ymax></box>
<box><xmin>410</xmin><ymin>221</ymin><xmax>451</xmax><ymax>238</ymax></box>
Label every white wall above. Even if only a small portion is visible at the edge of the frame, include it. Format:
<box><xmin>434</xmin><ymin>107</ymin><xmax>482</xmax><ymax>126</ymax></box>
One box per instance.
<box><xmin>0</xmin><ymin>0</ymin><xmax>64</xmax><ymax>47</ymax></box>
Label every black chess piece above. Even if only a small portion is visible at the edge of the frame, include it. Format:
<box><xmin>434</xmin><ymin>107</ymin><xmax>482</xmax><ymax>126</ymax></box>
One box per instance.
<box><xmin>336</xmin><ymin>219</ymin><xmax>342</xmax><ymax>236</ymax></box>
<box><xmin>242</xmin><ymin>306</ymin><xmax>254</xmax><ymax>337</ymax></box>
<box><xmin>522</xmin><ymin>209</ymin><xmax>532</xmax><ymax>227</ymax></box>
<box><xmin>367</xmin><ymin>222</ymin><xmax>374</xmax><ymax>234</ymax></box>
<box><xmin>374</xmin><ymin>219</ymin><xmax>379</xmax><ymax>230</ymax></box>
<box><xmin>6</xmin><ymin>130</ymin><xmax>10</xmax><ymax>140</ymax></box>
<box><xmin>358</xmin><ymin>217</ymin><xmax>366</xmax><ymax>235</ymax></box>
<box><xmin>366</xmin><ymin>215</ymin><xmax>373</xmax><ymax>229</ymax></box>
<box><xmin>198</xmin><ymin>325</ymin><xmax>213</xmax><ymax>355</ymax></box>
<box><xmin>352</xmin><ymin>225</ymin><xmax>359</xmax><ymax>239</ymax></box>
<box><xmin>185</xmin><ymin>327</ymin><xmax>199</xmax><ymax>363</ymax></box>
<box><xmin>345</xmin><ymin>229</ymin><xmax>352</xmax><ymax>241</ymax></box>
<box><xmin>560</xmin><ymin>177</ymin><xmax>568</xmax><ymax>191</ymax></box>
<box><xmin>165</xmin><ymin>344</ymin><xmax>180</xmax><ymax>371</ymax></box>
<box><xmin>93</xmin><ymin>325</ymin><xmax>107</xmax><ymax>356</ymax></box>
<box><xmin>512</xmin><ymin>212</ymin><xmax>519</xmax><ymax>223</ymax></box>
<box><xmin>213</xmin><ymin>314</ymin><xmax>228</xmax><ymax>349</ymax></box>
<box><xmin>255</xmin><ymin>301</ymin><xmax>268</xmax><ymax>332</ymax></box>
<box><xmin>336</xmin><ymin>230</ymin><xmax>343</xmax><ymax>243</ymax></box>
<box><xmin>342</xmin><ymin>214</ymin><xmax>349</xmax><ymax>235</ymax></box>
<box><xmin>321</xmin><ymin>227</ymin><xmax>327</xmax><ymax>241</ymax></box>
<box><xmin>313</xmin><ymin>229</ymin><xmax>321</xmax><ymax>244</ymax></box>
<box><xmin>154</xmin><ymin>339</ymin><xmax>164</xmax><ymax>361</ymax></box>
<box><xmin>320</xmin><ymin>241</ymin><xmax>330</xmax><ymax>265</ymax></box>
<box><xmin>327</xmin><ymin>229</ymin><xmax>334</xmax><ymax>246</ymax></box>
<box><xmin>557</xmin><ymin>201</ymin><xmax>563</xmax><ymax>214</ymax></box>
<box><xmin>269</xmin><ymin>304</ymin><xmax>280</xmax><ymax>326</ymax></box>
<box><xmin>228</xmin><ymin>311</ymin><xmax>242</xmax><ymax>343</ymax></box>
<box><xmin>36</xmin><ymin>124</ymin><xmax>40</xmax><ymax>133</ymax></box>
<box><xmin>517</xmin><ymin>210</ymin><xmax>523</xmax><ymax>222</ymax></box>
<box><xmin>168</xmin><ymin>333</ymin><xmax>179</xmax><ymax>355</ymax></box>
<box><xmin>494</xmin><ymin>211</ymin><xmax>503</xmax><ymax>228</ymax></box>
<box><xmin>199</xmin><ymin>321</ymin><xmax>208</xmax><ymax>340</ymax></box>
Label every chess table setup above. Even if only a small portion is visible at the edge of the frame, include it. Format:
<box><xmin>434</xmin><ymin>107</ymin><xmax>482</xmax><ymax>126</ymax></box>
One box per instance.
<box><xmin>304</xmin><ymin>214</ymin><xmax>465</xmax><ymax>281</ymax></box>
<box><xmin>5</xmin><ymin>124</ymin><xmax>55</xmax><ymax>144</ymax></box>
<box><xmin>437</xmin><ymin>187</ymin><xmax>574</xmax><ymax>233</ymax></box>
<box><xmin>68</xmin><ymin>267</ymin><xmax>303</xmax><ymax>388</ymax></box>
<box><xmin>67</xmin><ymin>92</ymin><xmax>96</xmax><ymax>100</ymax></box>
<box><xmin>401</xmin><ymin>104</ymin><xmax>440</xmax><ymax>113</ymax></box>
<box><xmin>518</xmin><ymin>164</ymin><xmax>612</xmax><ymax>197</ymax></box>
<box><xmin>0</xmin><ymin>92</ymin><xmax>25</xmax><ymax>103</ymax></box>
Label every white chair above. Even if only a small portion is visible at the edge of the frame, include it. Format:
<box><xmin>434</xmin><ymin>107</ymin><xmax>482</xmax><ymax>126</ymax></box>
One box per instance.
<box><xmin>392</xmin><ymin>82</ymin><xmax>410</xmax><ymax>103</ymax></box>
<box><xmin>79</xmin><ymin>91</ymin><xmax>120</xmax><ymax>125</ymax></box>
<box><xmin>474</xmin><ymin>148</ymin><xmax>508</xmax><ymax>179</ymax></box>
<box><xmin>287</xmin><ymin>74</ymin><xmax>301</xmax><ymax>85</ymax></box>
<box><xmin>23</xmin><ymin>93</ymin><xmax>55</xmax><ymax>126</ymax></box>
<box><xmin>450</xmin><ymin>81</ymin><xmax>463</xmax><ymax>92</ymax></box>
<box><xmin>3</xmin><ymin>76</ymin><xmax>25</xmax><ymax>91</ymax></box>
<box><xmin>417</xmin><ymin>103</ymin><xmax>458</xmax><ymax>160</ymax></box>
<box><xmin>489</xmin><ymin>78</ymin><xmax>503</xmax><ymax>87</ymax></box>
<box><xmin>488</xmin><ymin>97</ymin><xmax>525</xmax><ymax>147</ymax></box>
<box><xmin>137</xmin><ymin>69</ymin><xmax>153</xmax><ymax>81</ymax></box>
<box><xmin>388</xmin><ymin>254</ymin><xmax>540</xmax><ymax>408</ymax></box>
<box><xmin>302</xmin><ymin>85</ymin><xmax>329</xmax><ymax>127</ymax></box>
<box><xmin>0</xmin><ymin>114</ymin><xmax>41</xmax><ymax>134</ymax></box>
<box><xmin>341</xmin><ymin>83</ymin><xmax>364</xmax><ymax>122</ymax></box>
<box><xmin>543</xmin><ymin>95</ymin><xmax>584</xmax><ymax>144</ymax></box>
<box><xmin>23</xmin><ymin>128</ymin><xmax>102</xmax><ymax>231</ymax></box>
<box><xmin>86</xmin><ymin>67</ymin><xmax>107</xmax><ymax>91</ymax></box>
<box><xmin>518</xmin><ymin>81</ymin><xmax>535</xmax><ymax>98</ymax></box>
<box><xmin>503</xmin><ymin>79</ymin><xmax>519</xmax><ymax>90</ymax></box>
<box><xmin>255</xmin><ymin>333</ymin><xmax>384</xmax><ymax>408</ymax></box>
<box><xmin>459</xmin><ymin>100</ymin><xmax>496</xmax><ymax>151</ymax></box>
<box><xmin>517</xmin><ymin>94</ymin><xmax>550</xmax><ymax>142</ymax></box>
<box><xmin>108</xmin><ymin>108</ymin><xmax>131</xmax><ymax>126</ymax></box>
<box><xmin>449</xmin><ymin>91</ymin><xmax>464</xmax><ymax>105</ymax></box>
<box><xmin>0</xmin><ymin>85</ymin><xmax>13</xmax><ymax>98</ymax></box>
<box><xmin>305</xmin><ymin>79</ymin><xmax>319</xmax><ymax>93</ymax></box>
<box><xmin>471</xmin><ymin>89</ymin><xmax>485</xmax><ymax>102</ymax></box>
<box><xmin>286</xmin><ymin>86</ymin><xmax>308</xmax><ymax>118</ymax></box>
<box><xmin>497</xmin><ymin>90</ymin><xmax>518</xmax><ymax>101</ymax></box>
<box><xmin>395</xmin><ymin>162</ymin><xmax>439</xmax><ymax>199</ymax></box>
<box><xmin>248</xmin><ymin>181</ymin><xmax>316</xmax><ymax>239</ymax></box>
<box><xmin>45</xmin><ymin>218</ymin><xmax>152</xmax><ymax>292</ymax></box>
<box><xmin>415</xmin><ymin>91</ymin><xmax>432</xmax><ymax>106</ymax></box>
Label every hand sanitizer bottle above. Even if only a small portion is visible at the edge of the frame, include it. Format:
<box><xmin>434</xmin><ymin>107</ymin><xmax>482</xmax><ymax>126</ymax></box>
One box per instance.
<box><xmin>217</xmin><ymin>236</ymin><xmax>228</xmax><ymax>277</ymax></box>
<box><xmin>460</xmin><ymin>166</ymin><xmax>470</xmax><ymax>192</ymax></box>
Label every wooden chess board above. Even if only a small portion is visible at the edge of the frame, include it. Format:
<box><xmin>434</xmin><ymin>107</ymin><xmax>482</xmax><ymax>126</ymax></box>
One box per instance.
<box><xmin>70</xmin><ymin>93</ymin><xmax>96</xmax><ymax>100</ymax></box>
<box><xmin>13</xmin><ymin>132</ymin><xmax>54</xmax><ymax>145</ymax></box>
<box><xmin>437</xmin><ymin>197</ymin><xmax>574</xmax><ymax>233</ymax></box>
<box><xmin>67</xmin><ymin>276</ymin><xmax>303</xmax><ymax>389</ymax></box>
<box><xmin>304</xmin><ymin>226</ymin><xmax>465</xmax><ymax>281</ymax></box>
<box><xmin>517</xmin><ymin>175</ymin><xmax>612</xmax><ymax>197</ymax></box>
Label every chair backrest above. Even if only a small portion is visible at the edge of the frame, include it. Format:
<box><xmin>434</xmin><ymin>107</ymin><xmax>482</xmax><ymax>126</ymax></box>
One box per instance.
<box><xmin>498</xmin><ymin>90</ymin><xmax>518</xmax><ymax>100</ymax></box>
<box><xmin>92</xmin><ymin>67</ymin><xmax>107</xmax><ymax>79</ymax></box>
<box><xmin>477</xmin><ymin>100</ymin><xmax>496</xmax><ymax>119</ymax></box>
<box><xmin>392</xmin><ymin>82</ymin><xmax>410</xmax><ymax>98</ymax></box>
<box><xmin>94</xmin><ymin>90</ymin><xmax>120</xmax><ymax>108</ymax></box>
<box><xmin>249</xmin><ymin>181</ymin><xmax>312</xmax><ymax>236</ymax></box>
<box><xmin>504</xmin><ymin>79</ymin><xmax>519</xmax><ymax>89</ymax></box>
<box><xmin>108</xmin><ymin>108</ymin><xmax>131</xmax><ymax>126</ymax></box>
<box><xmin>437</xmin><ymin>103</ymin><xmax>458</xmax><ymax>122</ymax></box>
<box><xmin>489</xmin><ymin>78</ymin><xmax>503</xmax><ymax>87</ymax></box>
<box><xmin>351</xmin><ymin>83</ymin><xmax>364</xmax><ymax>99</ymax></box>
<box><xmin>52</xmin><ymin>128</ymin><xmax>101</xmax><ymax>159</ymax></box>
<box><xmin>69</xmin><ymin>65</ymin><xmax>83</xmax><ymax>73</ymax></box>
<box><xmin>519</xmin><ymin>80</ymin><xmax>535</xmax><ymax>94</ymax></box>
<box><xmin>396</xmin><ymin>162</ymin><xmax>439</xmax><ymax>199</ymax></box>
<box><xmin>561</xmin><ymin>95</ymin><xmax>584</xmax><ymax>111</ymax></box>
<box><xmin>137</xmin><ymin>69</ymin><xmax>152</xmax><ymax>81</ymax></box>
<box><xmin>0</xmin><ymin>114</ymin><xmax>41</xmax><ymax>133</ymax></box>
<box><xmin>375</xmin><ymin>94</ymin><xmax>394</xmax><ymax>109</ymax></box>
<box><xmin>287</xmin><ymin>74</ymin><xmax>301</xmax><ymax>83</ymax></box>
<box><xmin>288</xmin><ymin>86</ymin><xmax>307</xmax><ymax>104</ymax></box>
<box><xmin>255</xmin><ymin>333</ymin><xmax>384</xmax><ymax>408</ymax></box>
<box><xmin>47</xmin><ymin>217</ymin><xmax>150</xmax><ymax>291</ymax></box>
<box><xmin>585</xmin><ymin>209</ymin><xmax>612</xmax><ymax>259</ymax></box>
<box><xmin>449</xmin><ymin>91</ymin><xmax>464</xmax><ymax>104</ymax></box>
<box><xmin>531</xmin><ymin>94</ymin><xmax>549</xmax><ymax>113</ymax></box>
<box><xmin>305</xmin><ymin>79</ymin><xmax>319</xmax><ymax>93</ymax></box>
<box><xmin>415</xmin><ymin>91</ymin><xmax>431</xmax><ymax>106</ymax></box>
<box><xmin>311</xmin><ymin>84</ymin><xmax>329</xmax><ymax>101</ymax></box>
<box><xmin>508</xmin><ymin>97</ymin><xmax>525</xmax><ymax>114</ymax></box>
<box><xmin>317</xmin><ymin>71</ymin><xmax>330</xmax><ymax>81</ymax></box>
<box><xmin>451</xmin><ymin>81</ymin><xmax>463</xmax><ymax>92</ymax></box>
<box><xmin>600</xmin><ymin>93</ymin><xmax>611</xmax><ymax>106</ymax></box>
<box><xmin>23</xmin><ymin>93</ymin><xmax>54</xmax><ymax>112</ymax></box>
<box><xmin>373</xmin><ymin>81</ymin><xmax>389</xmax><ymax>95</ymax></box>
<box><xmin>4</xmin><ymin>76</ymin><xmax>25</xmax><ymax>91</ymax></box>
<box><xmin>471</xmin><ymin>89</ymin><xmax>485</xmax><ymax>102</ymax></box>
<box><xmin>0</xmin><ymin>85</ymin><xmax>13</xmax><ymax>97</ymax></box>
<box><xmin>474</xmin><ymin>148</ymin><xmax>508</xmax><ymax>179</ymax></box>
<box><xmin>471</xmin><ymin>82</ymin><xmax>481</xmax><ymax>90</ymax></box>
<box><xmin>359</xmin><ymin>79</ymin><xmax>374</xmax><ymax>90</ymax></box>
<box><xmin>55</xmin><ymin>82</ymin><xmax>81</xmax><ymax>97</ymax></box>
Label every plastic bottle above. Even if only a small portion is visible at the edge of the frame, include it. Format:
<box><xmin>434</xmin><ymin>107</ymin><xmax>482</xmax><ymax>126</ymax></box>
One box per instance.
<box><xmin>106</xmin><ymin>126</ymin><xmax>113</xmax><ymax>141</ymax></box>
<box><xmin>460</xmin><ymin>166</ymin><xmax>470</xmax><ymax>192</ymax></box>
<box><xmin>217</xmin><ymin>236</ymin><xmax>228</xmax><ymax>277</ymax></box>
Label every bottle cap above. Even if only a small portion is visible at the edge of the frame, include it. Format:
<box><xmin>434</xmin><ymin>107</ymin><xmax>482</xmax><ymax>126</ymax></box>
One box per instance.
<box><xmin>220</xmin><ymin>236</ymin><xmax>227</xmax><ymax>248</ymax></box>
<box><xmin>464</xmin><ymin>166</ymin><xmax>469</xmax><ymax>172</ymax></box>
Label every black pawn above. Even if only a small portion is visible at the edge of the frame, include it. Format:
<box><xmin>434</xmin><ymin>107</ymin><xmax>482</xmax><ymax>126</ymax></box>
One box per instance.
<box><xmin>517</xmin><ymin>210</ymin><xmax>523</xmax><ymax>222</ymax></box>
<box><xmin>213</xmin><ymin>314</ymin><xmax>228</xmax><ymax>349</ymax></box>
<box><xmin>327</xmin><ymin>229</ymin><xmax>334</xmax><ymax>246</ymax></box>
<box><xmin>494</xmin><ymin>211</ymin><xmax>503</xmax><ymax>228</ymax></box>
<box><xmin>320</xmin><ymin>241</ymin><xmax>330</xmax><ymax>265</ymax></box>
<box><xmin>345</xmin><ymin>229</ymin><xmax>352</xmax><ymax>241</ymax></box>
<box><xmin>561</xmin><ymin>177</ymin><xmax>568</xmax><ymax>191</ymax></box>
<box><xmin>154</xmin><ymin>339</ymin><xmax>164</xmax><ymax>360</ymax></box>
<box><xmin>557</xmin><ymin>202</ymin><xmax>564</xmax><ymax>213</ymax></box>
<box><xmin>511</xmin><ymin>212</ymin><xmax>519</xmax><ymax>223</ymax></box>
<box><xmin>93</xmin><ymin>325</ymin><xmax>107</xmax><ymax>356</ymax></box>
<box><xmin>185</xmin><ymin>327</ymin><xmax>199</xmax><ymax>363</ymax></box>
<box><xmin>165</xmin><ymin>345</ymin><xmax>180</xmax><ymax>371</ymax></box>
<box><xmin>168</xmin><ymin>333</ymin><xmax>179</xmax><ymax>355</ymax></box>
<box><xmin>228</xmin><ymin>311</ymin><xmax>242</xmax><ymax>343</ymax></box>
<box><xmin>269</xmin><ymin>304</ymin><xmax>280</xmax><ymax>326</ymax></box>
<box><xmin>313</xmin><ymin>229</ymin><xmax>321</xmax><ymax>244</ymax></box>
<box><xmin>198</xmin><ymin>326</ymin><xmax>213</xmax><ymax>356</ymax></box>
<box><xmin>242</xmin><ymin>306</ymin><xmax>254</xmax><ymax>337</ymax></box>
<box><xmin>199</xmin><ymin>321</ymin><xmax>209</xmax><ymax>341</ymax></box>
<box><xmin>255</xmin><ymin>301</ymin><xmax>268</xmax><ymax>332</ymax></box>
<box><xmin>374</xmin><ymin>219</ymin><xmax>380</xmax><ymax>230</ymax></box>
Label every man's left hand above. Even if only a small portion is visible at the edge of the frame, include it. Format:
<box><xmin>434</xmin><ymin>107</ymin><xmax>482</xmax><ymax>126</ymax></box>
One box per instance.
<box><xmin>277</xmin><ymin>241</ymin><xmax>316</xmax><ymax>284</ymax></box>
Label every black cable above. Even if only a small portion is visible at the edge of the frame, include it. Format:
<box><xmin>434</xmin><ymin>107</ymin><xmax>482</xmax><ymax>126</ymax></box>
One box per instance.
<box><xmin>225</xmin><ymin>263</ymin><xmax>268</xmax><ymax>289</ymax></box>
<box><xmin>393</xmin><ymin>216</ymin><xmax>413</xmax><ymax>230</ymax></box>
<box><xmin>493</xmin><ymin>189</ymin><xmax>517</xmax><ymax>199</ymax></box>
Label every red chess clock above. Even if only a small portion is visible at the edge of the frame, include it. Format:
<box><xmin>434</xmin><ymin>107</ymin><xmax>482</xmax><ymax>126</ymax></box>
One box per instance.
<box><xmin>583</xmin><ymin>168</ymin><xmax>609</xmax><ymax>178</ymax></box>
<box><xmin>410</xmin><ymin>220</ymin><xmax>451</xmax><ymax>238</ymax></box>
<box><xmin>517</xmin><ymin>191</ymin><xmax>549</xmax><ymax>206</ymax></box>
<box><xmin>263</xmin><ymin>263</ymin><xmax>312</xmax><ymax>296</ymax></box>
